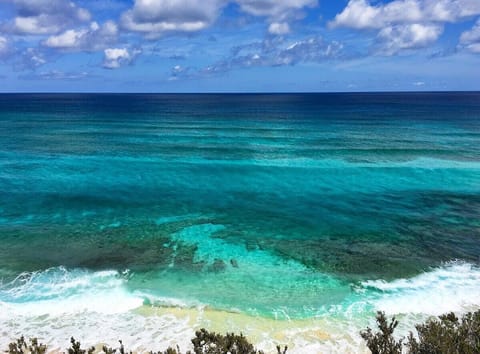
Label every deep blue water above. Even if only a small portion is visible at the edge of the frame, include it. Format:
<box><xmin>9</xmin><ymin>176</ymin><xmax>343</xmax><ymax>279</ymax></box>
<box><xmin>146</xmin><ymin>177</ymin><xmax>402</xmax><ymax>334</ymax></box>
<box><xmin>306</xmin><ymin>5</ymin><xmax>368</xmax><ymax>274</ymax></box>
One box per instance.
<box><xmin>0</xmin><ymin>93</ymin><xmax>479</xmax><ymax>324</ymax></box>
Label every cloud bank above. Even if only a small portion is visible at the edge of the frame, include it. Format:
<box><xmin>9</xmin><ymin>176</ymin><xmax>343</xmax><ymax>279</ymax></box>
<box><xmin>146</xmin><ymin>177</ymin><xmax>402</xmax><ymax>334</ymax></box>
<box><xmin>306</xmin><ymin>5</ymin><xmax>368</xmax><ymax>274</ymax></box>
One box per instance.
<box><xmin>120</xmin><ymin>0</ymin><xmax>318</xmax><ymax>37</ymax></box>
<box><xmin>330</xmin><ymin>0</ymin><xmax>480</xmax><ymax>54</ymax></box>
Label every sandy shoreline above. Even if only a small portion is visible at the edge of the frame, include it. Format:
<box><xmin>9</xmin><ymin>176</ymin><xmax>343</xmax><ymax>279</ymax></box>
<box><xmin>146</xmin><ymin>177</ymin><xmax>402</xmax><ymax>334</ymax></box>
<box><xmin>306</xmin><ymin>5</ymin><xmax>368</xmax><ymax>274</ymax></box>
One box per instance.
<box><xmin>1</xmin><ymin>304</ymin><xmax>369</xmax><ymax>354</ymax></box>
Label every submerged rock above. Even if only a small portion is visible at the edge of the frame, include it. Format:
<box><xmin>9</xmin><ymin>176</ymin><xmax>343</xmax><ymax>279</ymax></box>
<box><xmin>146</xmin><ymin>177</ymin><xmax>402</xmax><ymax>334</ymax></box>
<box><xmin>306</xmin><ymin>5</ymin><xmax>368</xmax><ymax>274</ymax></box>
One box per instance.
<box><xmin>211</xmin><ymin>259</ymin><xmax>227</xmax><ymax>272</ymax></box>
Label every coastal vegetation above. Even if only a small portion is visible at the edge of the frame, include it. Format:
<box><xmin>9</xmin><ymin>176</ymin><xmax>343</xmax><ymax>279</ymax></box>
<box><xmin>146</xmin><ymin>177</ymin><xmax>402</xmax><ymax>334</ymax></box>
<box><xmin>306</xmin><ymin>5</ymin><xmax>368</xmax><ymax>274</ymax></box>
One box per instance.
<box><xmin>4</xmin><ymin>310</ymin><xmax>479</xmax><ymax>354</ymax></box>
<box><xmin>5</xmin><ymin>330</ymin><xmax>288</xmax><ymax>354</ymax></box>
<box><xmin>361</xmin><ymin>310</ymin><xmax>480</xmax><ymax>354</ymax></box>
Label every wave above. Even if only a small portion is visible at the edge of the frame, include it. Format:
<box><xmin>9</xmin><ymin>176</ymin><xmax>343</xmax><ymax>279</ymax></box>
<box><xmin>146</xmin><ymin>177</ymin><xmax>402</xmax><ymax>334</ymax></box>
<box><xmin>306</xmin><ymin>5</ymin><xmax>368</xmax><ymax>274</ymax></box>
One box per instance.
<box><xmin>2</xmin><ymin>150</ymin><xmax>480</xmax><ymax>170</ymax></box>
<box><xmin>0</xmin><ymin>267</ymin><xmax>143</xmax><ymax>316</ymax></box>
<box><xmin>357</xmin><ymin>261</ymin><xmax>480</xmax><ymax>316</ymax></box>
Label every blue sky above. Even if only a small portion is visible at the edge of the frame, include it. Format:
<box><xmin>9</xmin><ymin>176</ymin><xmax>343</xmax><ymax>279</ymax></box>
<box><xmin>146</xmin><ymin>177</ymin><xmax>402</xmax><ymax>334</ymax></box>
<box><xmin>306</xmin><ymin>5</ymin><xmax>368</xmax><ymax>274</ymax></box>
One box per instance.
<box><xmin>0</xmin><ymin>0</ymin><xmax>479</xmax><ymax>92</ymax></box>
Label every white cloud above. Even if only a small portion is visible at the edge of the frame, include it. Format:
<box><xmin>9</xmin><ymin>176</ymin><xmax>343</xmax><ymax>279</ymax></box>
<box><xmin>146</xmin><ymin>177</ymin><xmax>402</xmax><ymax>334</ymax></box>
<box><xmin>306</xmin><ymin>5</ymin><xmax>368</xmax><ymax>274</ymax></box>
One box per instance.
<box><xmin>377</xmin><ymin>23</ymin><xmax>443</xmax><ymax>55</ymax></box>
<box><xmin>235</xmin><ymin>0</ymin><xmax>321</xmax><ymax>37</ymax></box>
<box><xmin>459</xmin><ymin>19</ymin><xmax>480</xmax><ymax>53</ymax></box>
<box><xmin>103</xmin><ymin>48</ymin><xmax>129</xmax><ymax>68</ymax></box>
<box><xmin>232</xmin><ymin>0</ymin><xmax>318</xmax><ymax>36</ymax></box>
<box><xmin>29</xmin><ymin>70</ymin><xmax>90</xmax><ymax>80</ymax></box>
<box><xmin>268</xmin><ymin>22</ymin><xmax>290</xmax><ymax>35</ymax></box>
<box><xmin>331</xmin><ymin>0</ymin><xmax>480</xmax><ymax>29</ymax></box>
<box><xmin>236</xmin><ymin>0</ymin><xmax>317</xmax><ymax>20</ymax></box>
<box><xmin>9</xmin><ymin>0</ymin><xmax>91</xmax><ymax>35</ymax></box>
<box><xmin>0</xmin><ymin>36</ymin><xmax>13</xmax><ymax>62</ymax></box>
<box><xmin>20</xmin><ymin>47</ymin><xmax>48</xmax><ymax>69</ymax></box>
<box><xmin>120</xmin><ymin>0</ymin><xmax>318</xmax><ymax>37</ymax></box>
<box><xmin>330</xmin><ymin>0</ymin><xmax>480</xmax><ymax>54</ymax></box>
<box><xmin>464</xmin><ymin>43</ymin><xmax>480</xmax><ymax>53</ymax></box>
<box><xmin>14</xmin><ymin>16</ymin><xmax>60</xmax><ymax>34</ymax></box>
<box><xmin>202</xmin><ymin>36</ymin><xmax>343</xmax><ymax>74</ymax></box>
<box><xmin>169</xmin><ymin>64</ymin><xmax>192</xmax><ymax>80</ymax></box>
<box><xmin>0</xmin><ymin>37</ymin><xmax>8</xmax><ymax>57</ymax></box>
<box><xmin>43</xmin><ymin>21</ymin><xmax>118</xmax><ymax>51</ymax></box>
<box><xmin>121</xmin><ymin>0</ymin><xmax>224</xmax><ymax>37</ymax></box>
<box><xmin>330</xmin><ymin>0</ymin><xmax>421</xmax><ymax>29</ymax></box>
<box><xmin>460</xmin><ymin>20</ymin><xmax>480</xmax><ymax>43</ymax></box>
<box><xmin>448</xmin><ymin>0</ymin><xmax>480</xmax><ymax>18</ymax></box>
<box><xmin>103</xmin><ymin>47</ymin><xmax>141</xmax><ymax>69</ymax></box>
<box><xmin>44</xmin><ymin>29</ymin><xmax>86</xmax><ymax>48</ymax></box>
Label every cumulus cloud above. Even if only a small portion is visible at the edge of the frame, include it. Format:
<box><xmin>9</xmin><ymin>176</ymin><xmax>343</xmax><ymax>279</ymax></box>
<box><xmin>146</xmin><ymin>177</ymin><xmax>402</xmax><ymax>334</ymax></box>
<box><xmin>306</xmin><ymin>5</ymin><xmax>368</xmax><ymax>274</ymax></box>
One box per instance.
<box><xmin>44</xmin><ymin>29</ymin><xmax>84</xmax><ymax>48</ymax></box>
<box><xmin>121</xmin><ymin>0</ymin><xmax>224</xmax><ymax>37</ymax></box>
<box><xmin>120</xmin><ymin>0</ymin><xmax>318</xmax><ymax>37</ymax></box>
<box><xmin>331</xmin><ymin>0</ymin><xmax>480</xmax><ymax>29</ymax></box>
<box><xmin>103</xmin><ymin>47</ymin><xmax>141</xmax><ymax>69</ymax></box>
<box><xmin>268</xmin><ymin>22</ymin><xmax>290</xmax><ymax>35</ymax></box>
<box><xmin>331</xmin><ymin>0</ymin><xmax>420</xmax><ymax>29</ymax></box>
<box><xmin>377</xmin><ymin>23</ymin><xmax>443</xmax><ymax>55</ymax></box>
<box><xmin>459</xmin><ymin>19</ymin><xmax>480</xmax><ymax>53</ymax></box>
<box><xmin>330</xmin><ymin>0</ymin><xmax>480</xmax><ymax>54</ymax></box>
<box><xmin>43</xmin><ymin>21</ymin><xmax>118</xmax><ymax>51</ymax></box>
<box><xmin>236</xmin><ymin>0</ymin><xmax>317</xmax><ymax>21</ymax></box>
<box><xmin>203</xmin><ymin>36</ymin><xmax>343</xmax><ymax>74</ymax></box>
<box><xmin>8</xmin><ymin>0</ymin><xmax>91</xmax><ymax>34</ymax></box>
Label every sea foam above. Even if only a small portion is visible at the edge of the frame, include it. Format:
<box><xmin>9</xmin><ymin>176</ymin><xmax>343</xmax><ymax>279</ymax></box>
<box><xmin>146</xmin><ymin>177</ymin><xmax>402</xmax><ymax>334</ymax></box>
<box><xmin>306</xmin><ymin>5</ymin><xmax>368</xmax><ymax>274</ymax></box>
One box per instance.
<box><xmin>0</xmin><ymin>266</ymin><xmax>143</xmax><ymax>316</ymax></box>
<box><xmin>360</xmin><ymin>261</ymin><xmax>480</xmax><ymax>316</ymax></box>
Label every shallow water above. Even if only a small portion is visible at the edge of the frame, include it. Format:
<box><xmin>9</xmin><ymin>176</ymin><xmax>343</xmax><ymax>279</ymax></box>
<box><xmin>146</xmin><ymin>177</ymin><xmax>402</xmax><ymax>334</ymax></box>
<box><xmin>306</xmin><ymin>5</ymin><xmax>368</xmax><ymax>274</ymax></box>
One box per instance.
<box><xmin>0</xmin><ymin>93</ymin><xmax>479</xmax><ymax>352</ymax></box>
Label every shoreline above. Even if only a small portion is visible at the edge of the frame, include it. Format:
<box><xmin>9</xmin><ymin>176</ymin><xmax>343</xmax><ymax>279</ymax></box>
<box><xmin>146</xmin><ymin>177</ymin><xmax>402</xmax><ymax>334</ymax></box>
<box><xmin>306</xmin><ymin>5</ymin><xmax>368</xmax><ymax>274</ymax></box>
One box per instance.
<box><xmin>0</xmin><ymin>303</ymin><xmax>370</xmax><ymax>354</ymax></box>
<box><xmin>4</xmin><ymin>304</ymin><xmax>480</xmax><ymax>353</ymax></box>
<box><xmin>2</xmin><ymin>261</ymin><xmax>480</xmax><ymax>352</ymax></box>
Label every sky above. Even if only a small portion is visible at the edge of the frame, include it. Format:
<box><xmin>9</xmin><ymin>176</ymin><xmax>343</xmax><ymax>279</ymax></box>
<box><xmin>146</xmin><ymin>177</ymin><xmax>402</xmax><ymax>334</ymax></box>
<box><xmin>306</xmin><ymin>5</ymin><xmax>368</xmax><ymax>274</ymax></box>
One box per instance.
<box><xmin>0</xmin><ymin>0</ymin><xmax>479</xmax><ymax>92</ymax></box>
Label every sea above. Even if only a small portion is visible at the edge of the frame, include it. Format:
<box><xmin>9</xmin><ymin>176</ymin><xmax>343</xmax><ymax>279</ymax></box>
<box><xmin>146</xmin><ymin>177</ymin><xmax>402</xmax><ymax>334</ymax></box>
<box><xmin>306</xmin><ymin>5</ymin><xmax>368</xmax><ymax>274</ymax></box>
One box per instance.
<box><xmin>0</xmin><ymin>93</ymin><xmax>479</xmax><ymax>353</ymax></box>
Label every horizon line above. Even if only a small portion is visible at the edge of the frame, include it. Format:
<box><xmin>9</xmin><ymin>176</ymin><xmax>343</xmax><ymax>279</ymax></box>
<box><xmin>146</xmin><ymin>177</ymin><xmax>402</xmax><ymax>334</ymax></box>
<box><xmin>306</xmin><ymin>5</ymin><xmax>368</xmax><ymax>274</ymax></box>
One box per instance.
<box><xmin>1</xmin><ymin>90</ymin><xmax>479</xmax><ymax>95</ymax></box>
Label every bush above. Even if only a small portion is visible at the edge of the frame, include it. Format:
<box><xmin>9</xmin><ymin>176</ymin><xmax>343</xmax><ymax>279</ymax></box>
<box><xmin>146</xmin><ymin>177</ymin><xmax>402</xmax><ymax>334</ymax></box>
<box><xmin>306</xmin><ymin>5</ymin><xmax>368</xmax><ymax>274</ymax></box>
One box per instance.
<box><xmin>360</xmin><ymin>312</ymin><xmax>403</xmax><ymax>354</ymax></box>
<box><xmin>190</xmin><ymin>328</ymin><xmax>287</xmax><ymax>354</ymax></box>
<box><xmin>5</xmin><ymin>329</ymin><xmax>288</xmax><ymax>354</ymax></box>
<box><xmin>68</xmin><ymin>337</ymin><xmax>95</xmax><ymax>354</ymax></box>
<box><xmin>361</xmin><ymin>310</ymin><xmax>480</xmax><ymax>354</ymax></box>
<box><xmin>7</xmin><ymin>336</ymin><xmax>47</xmax><ymax>354</ymax></box>
<box><xmin>407</xmin><ymin>311</ymin><xmax>480</xmax><ymax>354</ymax></box>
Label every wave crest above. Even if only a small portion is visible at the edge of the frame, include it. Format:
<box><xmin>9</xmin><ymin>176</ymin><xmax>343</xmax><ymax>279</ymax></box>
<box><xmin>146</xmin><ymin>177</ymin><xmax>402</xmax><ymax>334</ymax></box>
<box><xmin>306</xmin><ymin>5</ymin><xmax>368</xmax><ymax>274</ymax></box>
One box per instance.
<box><xmin>0</xmin><ymin>266</ymin><xmax>142</xmax><ymax>316</ymax></box>
<box><xmin>360</xmin><ymin>261</ymin><xmax>480</xmax><ymax>316</ymax></box>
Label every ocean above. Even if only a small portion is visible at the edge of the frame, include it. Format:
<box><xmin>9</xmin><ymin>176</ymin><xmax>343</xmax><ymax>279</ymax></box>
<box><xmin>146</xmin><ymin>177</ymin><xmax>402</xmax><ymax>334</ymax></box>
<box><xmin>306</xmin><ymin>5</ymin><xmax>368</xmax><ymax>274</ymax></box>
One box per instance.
<box><xmin>0</xmin><ymin>93</ymin><xmax>479</xmax><ymax>353</ymax></box>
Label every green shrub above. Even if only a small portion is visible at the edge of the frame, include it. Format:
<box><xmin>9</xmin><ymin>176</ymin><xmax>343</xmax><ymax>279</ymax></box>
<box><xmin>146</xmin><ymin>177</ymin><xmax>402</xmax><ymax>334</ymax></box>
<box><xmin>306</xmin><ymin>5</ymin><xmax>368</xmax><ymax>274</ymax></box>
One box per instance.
<box><xmin>362</xmin><ymin>310</ymin><xmax>480</xmax><ymax>354</ymax></box>
<box><xmin>7</xmin><ymin>336</ymin><xmax>46</xmax><ymax>354</ymax></box>
<box><xmin>68</xmin><ymin>337</ymin><xmax>95</xmax><ymax>354</ymax></box>
<box><xmin>407</xmin><ymin>311</ymin><xmax>480</xmax><ymax>354</ymax></box>
<box><xmin>102</xmin><ymin>339</ymin><xmax>181</xmax><ymax>354</ymax></box>
<box><xmin>360</xmin><ymin>312</ymin><xmax>403</xmax><ymax>354</ymax></box>
<box><xmin>190</xmin><ymin>328</ymin><xmax>286</xmax><ymax>354</ymax></box>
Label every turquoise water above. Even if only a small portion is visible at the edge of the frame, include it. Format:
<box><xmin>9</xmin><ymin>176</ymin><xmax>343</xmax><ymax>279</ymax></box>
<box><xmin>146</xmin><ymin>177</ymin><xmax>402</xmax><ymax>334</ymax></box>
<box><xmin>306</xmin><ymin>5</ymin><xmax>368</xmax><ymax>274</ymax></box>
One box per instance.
<box><xmin>0</xmin><ymin>93</ymin><xmax>479</xmax><ymax>350</ymax></box>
